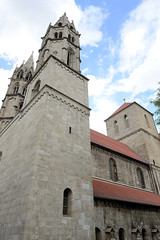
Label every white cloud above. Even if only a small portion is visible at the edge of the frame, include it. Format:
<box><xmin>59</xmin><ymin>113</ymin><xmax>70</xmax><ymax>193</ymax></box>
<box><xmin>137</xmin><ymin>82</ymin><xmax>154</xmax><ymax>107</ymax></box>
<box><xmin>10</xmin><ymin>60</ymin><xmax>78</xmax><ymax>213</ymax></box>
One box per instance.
<box><xmin>116</xmin><ymin>0</ymin><xmax>160</xmax><ymax>96</ymax></box>
<box><xmin>78</xmin><ymin>5</ymin><xmax>108</xmax><ymax>47</ymax></box>
<box><xmin>88</xmin><ymin>65</ymin><xmax>115</xmax><ymax>96</ymax></box>
<box><xmin>0</xmin><ymin>0</ymin><xmax>107</xmax><ymax>106</ymax></box>
<box><xmin>81</xmin><ymin>68</ymin><xmax>88</xmax><ymax>74</ymax></box>
<box><xmin>90</xmin><ymin>96</ymin><xmax>118</xmax><ymax>134</ymax></box>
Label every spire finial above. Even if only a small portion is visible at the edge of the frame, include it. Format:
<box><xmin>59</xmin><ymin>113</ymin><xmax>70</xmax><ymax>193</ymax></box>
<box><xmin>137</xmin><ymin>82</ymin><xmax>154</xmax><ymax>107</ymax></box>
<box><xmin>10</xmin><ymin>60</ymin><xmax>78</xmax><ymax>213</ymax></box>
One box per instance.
<box><xmin>123</xmin><ymin>97</ymin><xmax>126</xmax><ymax>103</ymax></box>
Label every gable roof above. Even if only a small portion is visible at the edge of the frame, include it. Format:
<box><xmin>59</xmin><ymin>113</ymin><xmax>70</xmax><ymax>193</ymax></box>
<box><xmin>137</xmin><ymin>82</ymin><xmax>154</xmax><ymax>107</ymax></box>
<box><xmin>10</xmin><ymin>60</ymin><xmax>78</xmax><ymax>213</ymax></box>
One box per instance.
<box><xmin>93</xmin><ymin>179</ymin><xmax>160</xmax><ymax>207</ymax></box>
<box><xmin>90</xmin><ymin>129</ymin><xmax>148</xmax><ymax>164</ymax></box>
<box><xmin>105</xmin><ymin>101</ymin><xmax>153</xmax><ymax>121</ymax></box>
<box><xmin>109</xmin><ymin>102</ymin><xmax>132</xmax><ymax>117</ymax></box>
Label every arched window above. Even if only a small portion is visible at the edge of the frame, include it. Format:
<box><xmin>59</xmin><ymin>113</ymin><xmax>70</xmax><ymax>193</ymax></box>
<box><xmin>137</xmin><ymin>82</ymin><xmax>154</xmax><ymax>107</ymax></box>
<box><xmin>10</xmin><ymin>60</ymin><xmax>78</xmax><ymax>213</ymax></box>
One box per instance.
<box><xmin>55</xmin><ymin>32</ymin><xmax>58</xmax><ymax>39</ymax></box>
<box><xmin>13</xmin><ymin>83</ymin><xmax>19</xmax><ymax>94</ymax></box>
<box><xmin>19</xmin><ymin>101</ymin><xmax>23</xmax><ymax>109</ymax></box>
<box><xmin>137</xmin><ymin>167</ymin><xmax>145</xmax><ymax>189</ymax></box>
<box><xmin>0</xmin><ymin>152</ymin><xmax>2</xmax><ymax>161</ymax></box>
<box><xmin>124</xmin><ymin>114</ymin><xmax>129</xmax><ymax>129</ymax></box>
<box><xmin>22</xmin><ymin>87</ymin><xmax>27</xmax><ymax>96</ymax></box>
<box><xmin>17</xmin><ymin>70</ymin><xmax>23</xmax><ymax>79</ymax></box>
<box><xmin>68</xmin><ymin>34</ymin><xmax>71</xmax><ymax>42</ymax></box>
<box><xmin>26</xmin><ymin>71</ymin><xmax>32</xmax><ymax>81</ymax></box>
<box><xmin>32</xmin><ymin>80</ymin><xmax>41</xmax><ymax>98</ymax></box>
<box><xmin>142</xmin><ymin>228</ymin><xmax>148</xmax><ymax>240</ymax></box>
<box><xmin>144</xmin><ymin>114</ymin><xmax>150</xmax><ymax>128</ymax></box>
<box><xmin>58</xmin><ymin>22</ymin><xmax>62</xmax><ymax>26</ymax></box>
<box><xmin>114</xmin><ymin>120</ymin><xmax>119</xmax><ymax>134</ymax></box>
<box><xmin>72</xmin><ymin>37</ymin><xmax>75</xmax><ymax>43</ymax></box>
<box><xmin>95</xmin><ymin>227</ymin><xmax>102</xmax><ymax>240</ymax></box>
<box><xmin>63</xmin><ymin>188</ymin><xmax>72</xmax><ymax>216</ymax></box>
<box><xmin>119</xmin><ymin>228</ymin><xmax>125</xmax><ymax>240</ymax></box>
<box><xmin>67</xmin><ymin>48</ymin><xmax>74</xmax><ymax>67</ymax></box>
<box><xmin>109</xmin><ymin>158</ymin><xmax>118</xmax><ymax>182</ymax></box>
<box><xmin>67</xmin><ymin>52</ymin><xmax>71</xmax><ymax>66</ymax></box>
<box><xmin>59</xmin><ymin>32</ymin><xmax>62</xmax><ymax>38</ymax></box>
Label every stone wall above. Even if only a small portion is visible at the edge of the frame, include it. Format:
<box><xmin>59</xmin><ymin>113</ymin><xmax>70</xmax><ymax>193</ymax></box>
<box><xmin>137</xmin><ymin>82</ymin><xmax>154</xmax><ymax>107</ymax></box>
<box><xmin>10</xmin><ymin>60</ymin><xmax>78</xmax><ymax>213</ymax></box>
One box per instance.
<box><xmin>91</xmin><ymin>144</ymin><xmax>153</xmax><ymax>191</ymax></box>
<box><xmin>94</xmin><ymin>198</ymin><xmax>160</xmax><ymax>240</ymax></box>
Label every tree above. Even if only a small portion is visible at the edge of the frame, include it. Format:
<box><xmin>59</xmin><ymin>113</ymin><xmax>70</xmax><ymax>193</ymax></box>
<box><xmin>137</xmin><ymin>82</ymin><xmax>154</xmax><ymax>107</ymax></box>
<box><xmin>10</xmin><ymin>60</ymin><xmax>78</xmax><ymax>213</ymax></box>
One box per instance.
<box><xmin>151</xmin><ymin>84</ymin><xmax>160</xmax><ymax>125</ymax></box>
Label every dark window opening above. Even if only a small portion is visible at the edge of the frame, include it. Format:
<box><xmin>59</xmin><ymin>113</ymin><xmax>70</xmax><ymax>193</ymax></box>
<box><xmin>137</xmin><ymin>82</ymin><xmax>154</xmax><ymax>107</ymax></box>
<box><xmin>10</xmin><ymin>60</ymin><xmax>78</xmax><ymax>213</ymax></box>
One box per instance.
<box><xmin>13</xmin><ymin>84</ymin><xmax>19</xmax><ymax>94</ymax></box>
<box><xmin>17</xmin><ymin>70</ymin><xmax>23</xmax><ymax>79</ymax></box>
<box><xmin>119</xmin><ymin>228</ymin><xmax>125</xmax><ymax>240</ymax></box>
<box><xmin>19</xmin><ymin>101</ymin><xmax>23</xmax><ymax>109</ymax></box>
<box><xmin>63</xmin><ymin>188</ymin><xmax>72</xmax><ymax>216</ymax></box>
<box><xmin>109</xmin><ymin>158</ymin><xmax>118</xmax><ymax>182</ymax></box>
<box><xmin>58</xmin><ymin>22</ymin><xmax>62</xmax><ymax>26</ymax></box>
<box><xmin>26</xmin><ymin>71</ymin><xmax>32</xmax><ymax>81</ymax></box>
<box><xmin>137</xmin><ymin>167</ymin><xmax>145</xmax><ymax>189</ymax></box>
<box><xmin>59</xmin><ymin>32</ymin><xmax>63</xmax><ymax>38</ymax></box>
<box><xmin>95</xmin><ymin>227</ymin><xmax>102</xmax><ymax>240</ymax></box>
<box><xmin>55</xmin><ymin>32</ymin><xmax>58</xmax><ymax>39</ymax></box>
<box><xmin>68</xmin><ymin>34</ymin><xmax>71</xmax><ymax>42</ymax></box>
<box><xmin>69</xmin><ymin>127</ymin><xmax>72</xmax><ymax>134</ymax></box>
<box><xmin>114</xmin><ymin>120</ymin><xmax>119</xmax><ymax>134</ymax></box>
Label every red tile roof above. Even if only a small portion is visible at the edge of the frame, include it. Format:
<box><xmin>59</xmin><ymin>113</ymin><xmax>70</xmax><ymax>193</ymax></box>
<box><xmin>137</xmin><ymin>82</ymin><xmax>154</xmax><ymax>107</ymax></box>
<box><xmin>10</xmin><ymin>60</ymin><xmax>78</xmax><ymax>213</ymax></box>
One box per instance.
<box><xmin>105</xmin><ymin>101</ymin><xmax>153</xmax><ymax>120</ymax></box>
<box><xmin>90</xmin><ymin>129</ymin><xmax>148</xmax><ymax>164</ymax></box>
<box><xmin>93</xmin><ymin>179</ymin><xmax>160</xmax><ymax>207</ymax></box>
<box><xmin>106</xmin><ymin>102</ymin><xmax>132</xmax><ymax>120</ymax></box>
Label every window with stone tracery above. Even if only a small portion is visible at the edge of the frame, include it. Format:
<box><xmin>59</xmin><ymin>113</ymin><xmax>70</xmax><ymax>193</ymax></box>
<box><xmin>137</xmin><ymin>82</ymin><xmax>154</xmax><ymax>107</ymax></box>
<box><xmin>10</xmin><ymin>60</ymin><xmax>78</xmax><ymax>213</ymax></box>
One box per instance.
<box><xmin>13</xmin><ymin>83</ymin><xmax>19</xmax><ymax>94</ymax></box>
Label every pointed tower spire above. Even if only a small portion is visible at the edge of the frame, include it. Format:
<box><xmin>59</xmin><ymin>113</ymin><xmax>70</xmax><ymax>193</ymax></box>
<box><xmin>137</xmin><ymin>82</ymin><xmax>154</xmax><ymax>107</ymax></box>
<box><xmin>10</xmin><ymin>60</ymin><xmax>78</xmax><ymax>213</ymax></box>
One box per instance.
<box><xmin>0</xmin><ymin>54</ymin><xmax>34</xmax><ymax>131</ymax></box>
<box><xmin>24</xmin><ymin>52</ymin><xmax>34</xmax><ymax>70</ymax></box>
<box><xmin>36</xmin><ymin>13</ymin><xmax>81</xmax><ymax>73</ymax></box>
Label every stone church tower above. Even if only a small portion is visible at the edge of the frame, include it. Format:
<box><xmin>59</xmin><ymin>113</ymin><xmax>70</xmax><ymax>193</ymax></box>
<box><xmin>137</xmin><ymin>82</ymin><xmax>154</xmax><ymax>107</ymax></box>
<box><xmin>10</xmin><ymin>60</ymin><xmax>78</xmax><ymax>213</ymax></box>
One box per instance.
<box><xmin>105</xmin><ymin>102</ymin><xmax>160</xmax><ymax>194</ymax></box>
<box><xmin>0</xmin><ymin>13</ymin><xmax>95</xmax><ymax>239</ymax></box>
<box><xmin>0</xmin><ymin>54</ymin><xmax>34</xmax><ymax>131</ymax></box>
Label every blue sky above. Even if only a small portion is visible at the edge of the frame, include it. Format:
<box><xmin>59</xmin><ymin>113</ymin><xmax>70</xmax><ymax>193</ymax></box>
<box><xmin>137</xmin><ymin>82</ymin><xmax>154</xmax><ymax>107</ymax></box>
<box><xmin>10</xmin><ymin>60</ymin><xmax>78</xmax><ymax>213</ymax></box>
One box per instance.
<box><xmin>0</xmin><ymin>0</ymin><xmax>160</xmax><ymax>133</ymax></box>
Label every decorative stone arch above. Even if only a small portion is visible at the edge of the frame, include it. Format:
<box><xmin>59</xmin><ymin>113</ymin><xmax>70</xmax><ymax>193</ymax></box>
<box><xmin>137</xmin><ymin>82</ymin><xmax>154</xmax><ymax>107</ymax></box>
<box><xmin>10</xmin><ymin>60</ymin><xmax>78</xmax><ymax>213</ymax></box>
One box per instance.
<box><xmin>105</xmin><ymin>226</ymin><xmax>115</xmax><ymax>239</ymax></box>
<box><xmin>119</xmin><ymin>228</ymin><xmax>125</xmax><ymax>240</ymax></box>
<box><xmin>31</xmin><ymin>80</ymin><xmax>41</xmax><ymax>98</ymax></box>
<box><xmin>109</xmin><ymin>158</ymin><xmax>118</xmax><ymax>182</ymax></box>
<box><xmin>63</xmin><ymin>188</ymin><xmax>72</xmax><ymax>216</ymax></box>
<box><xmin>137</xmin><ymin>167</ymin><xmax>145</xmax><ymax>189</ymax></box>
<box><xmin>151</xmin><ymin>226</ymin><xmax>159</xmax><ymax>240</ymax></box>
<box><xmin>95</xmin><ymin>227</ymin><xmax>102</xmax><ymax>240</ymax></box>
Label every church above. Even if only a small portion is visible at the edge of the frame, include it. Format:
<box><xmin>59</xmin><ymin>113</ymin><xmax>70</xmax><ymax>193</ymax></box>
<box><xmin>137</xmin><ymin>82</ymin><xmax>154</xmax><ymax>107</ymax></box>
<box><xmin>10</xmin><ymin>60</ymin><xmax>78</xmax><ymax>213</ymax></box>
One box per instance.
<box><xmin>0</xmin><ymin>13</ymin><xmax>160</xmax><ymax>240</ymax></box>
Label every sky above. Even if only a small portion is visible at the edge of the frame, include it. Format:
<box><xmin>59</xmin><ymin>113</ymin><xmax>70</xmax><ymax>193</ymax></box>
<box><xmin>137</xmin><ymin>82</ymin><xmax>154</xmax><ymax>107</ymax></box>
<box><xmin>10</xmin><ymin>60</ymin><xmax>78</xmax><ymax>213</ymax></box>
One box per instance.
<box><xmin>0</xmin><ymin>0</ymin><xmax>160</xmax><ymax>134</ymax></box>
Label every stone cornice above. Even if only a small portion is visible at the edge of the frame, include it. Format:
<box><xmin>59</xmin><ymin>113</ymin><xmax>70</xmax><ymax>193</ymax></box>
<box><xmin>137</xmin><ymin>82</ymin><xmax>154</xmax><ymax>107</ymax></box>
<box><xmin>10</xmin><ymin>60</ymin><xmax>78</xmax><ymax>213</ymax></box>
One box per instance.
<box><xmin>117</xmin><ymin>128</ymin><xmax>160</xmax><ymax>142</ymax></box>
<box><xmin>0</xmin><ymin>85</ymin><xmax>90</xmax><ymax>136</ymax></box>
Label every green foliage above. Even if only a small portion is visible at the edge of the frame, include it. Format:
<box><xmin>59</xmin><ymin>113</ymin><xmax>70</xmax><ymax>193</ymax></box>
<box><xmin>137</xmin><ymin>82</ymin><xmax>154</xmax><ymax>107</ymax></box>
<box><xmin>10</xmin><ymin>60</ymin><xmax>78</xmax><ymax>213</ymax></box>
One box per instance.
<box><xmin>151</xmin><ymin>84</ymin><xmax>160</xmax><ymax>125</ymax></box>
